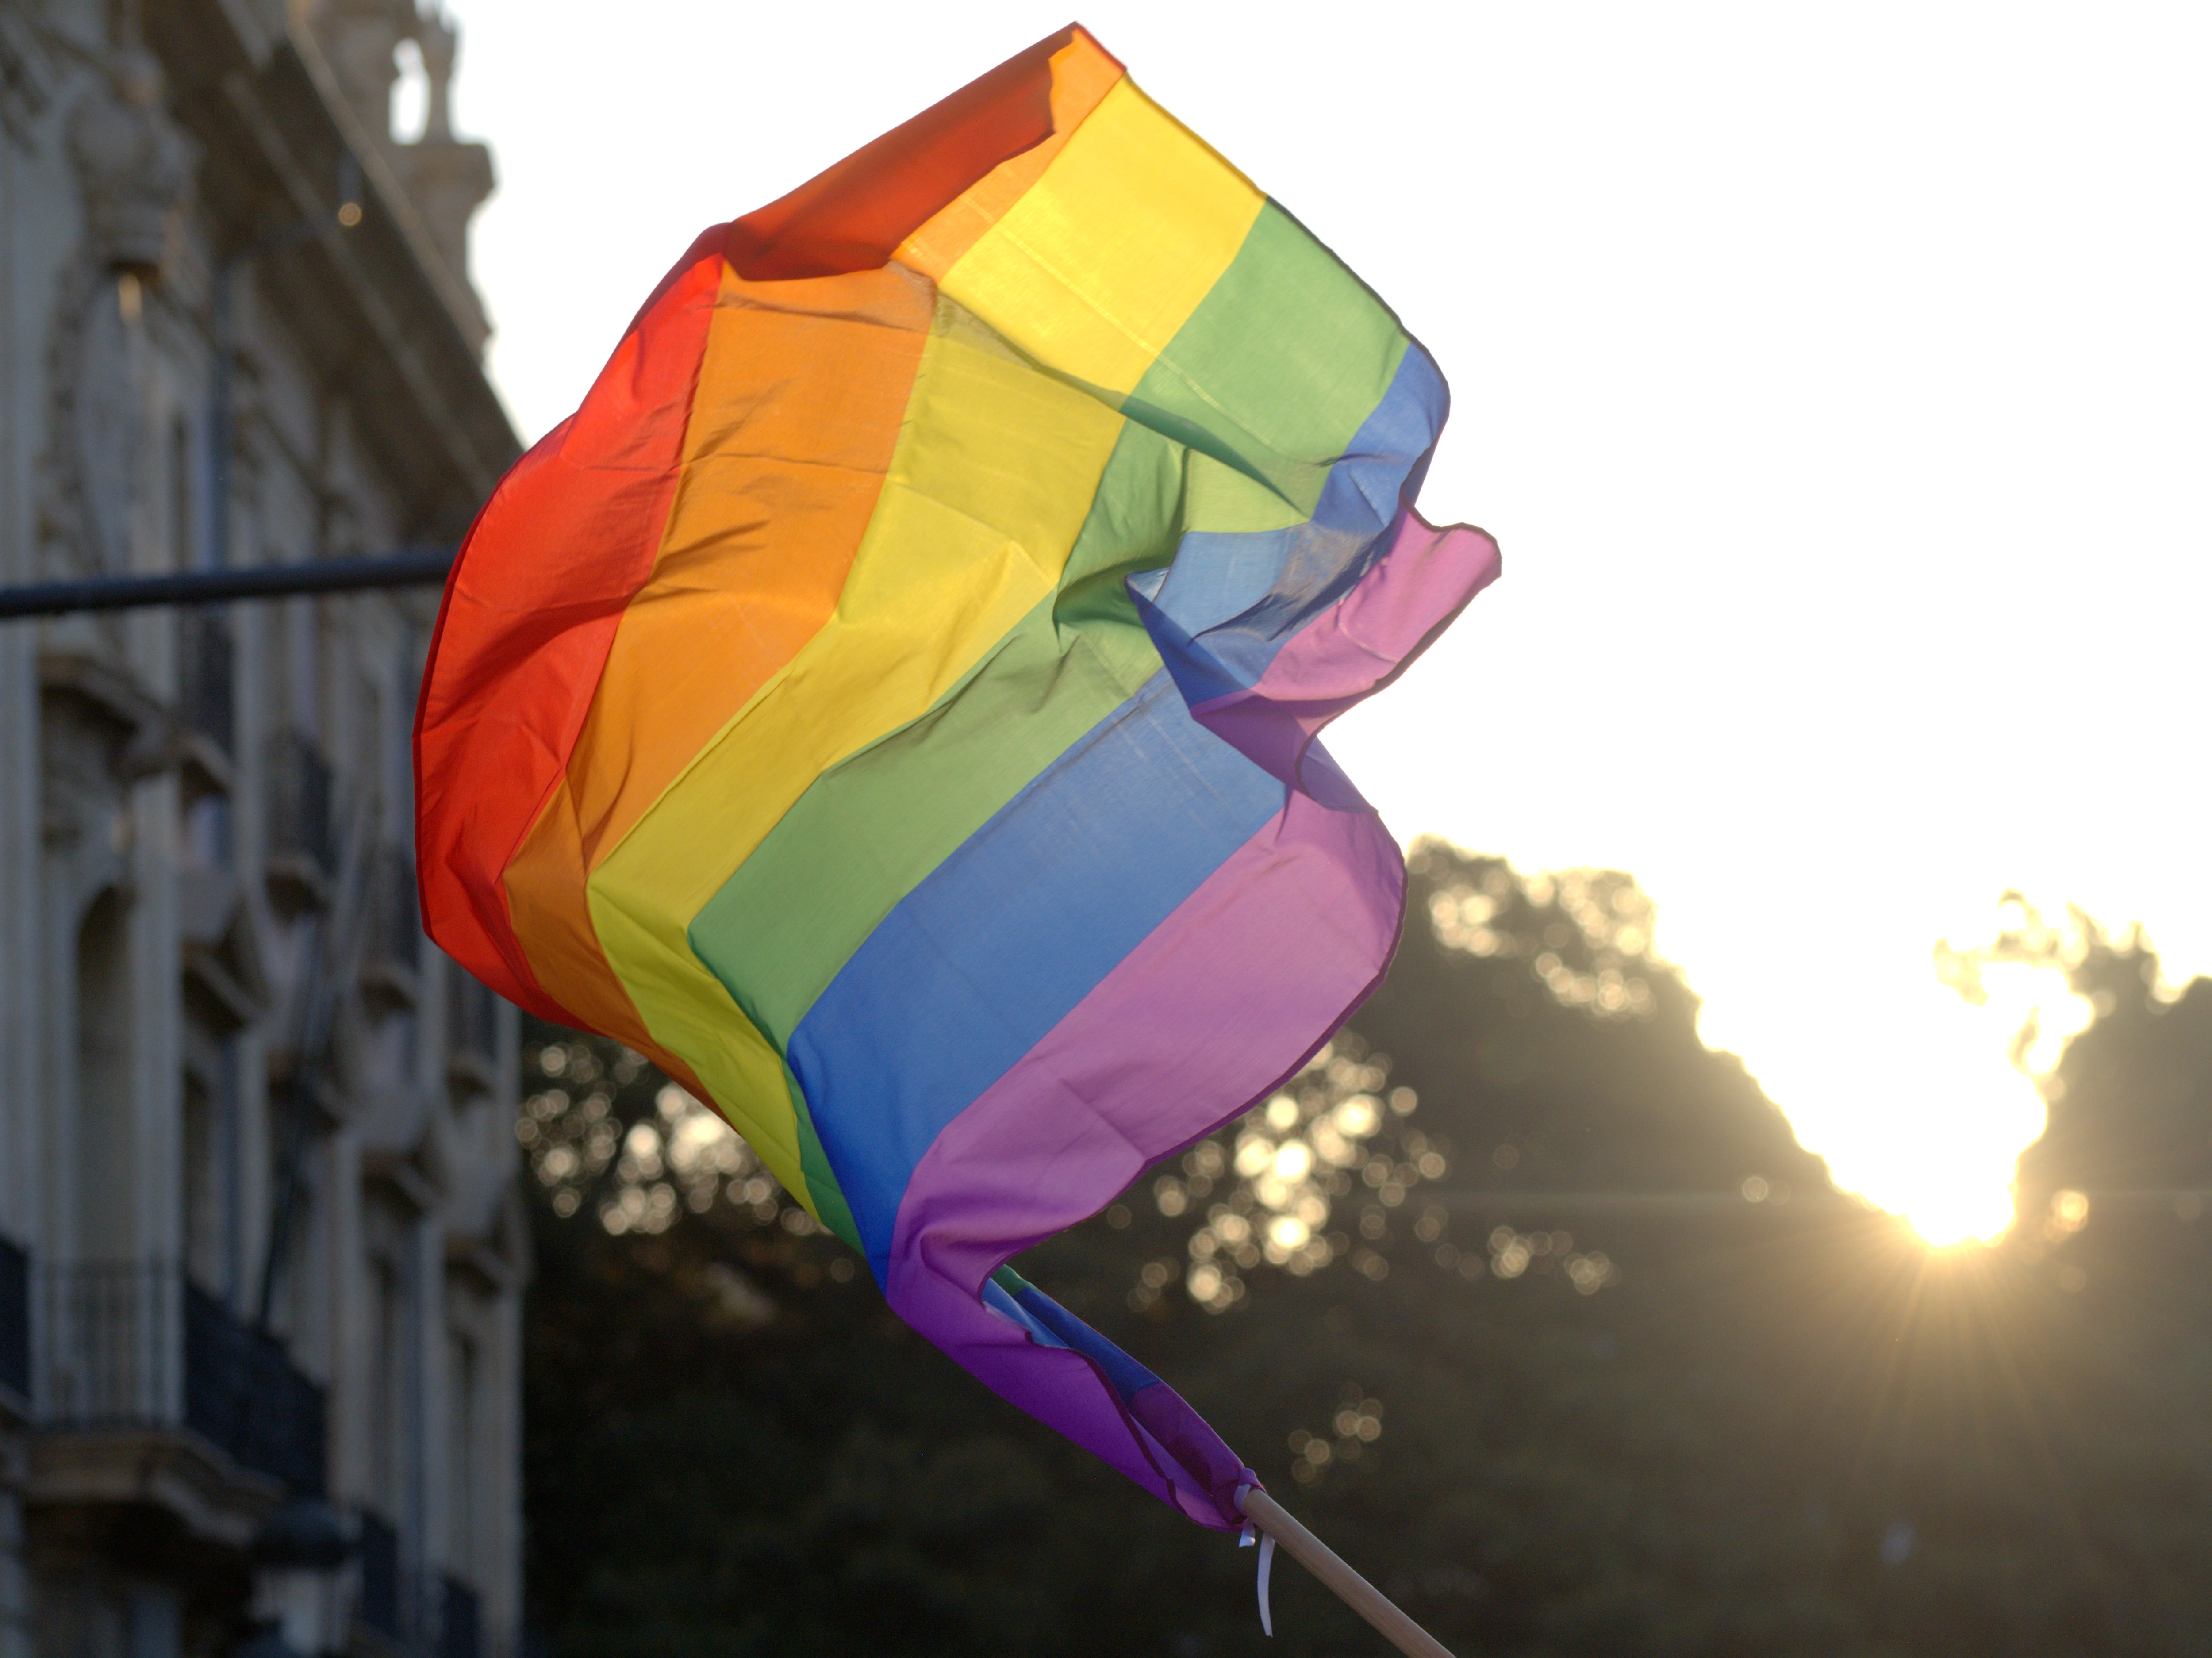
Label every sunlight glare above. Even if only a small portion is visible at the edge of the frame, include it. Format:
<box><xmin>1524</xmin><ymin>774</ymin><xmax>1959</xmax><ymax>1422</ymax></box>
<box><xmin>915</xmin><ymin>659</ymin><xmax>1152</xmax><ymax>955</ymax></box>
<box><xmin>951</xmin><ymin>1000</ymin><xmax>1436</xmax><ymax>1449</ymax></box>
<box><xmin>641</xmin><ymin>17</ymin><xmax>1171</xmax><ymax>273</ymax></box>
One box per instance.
<box><xmin>1897</xmin><ymin>1174</ymin><xmax>2016</xmax><ymax>1251</ymax></box>
<box><xmin>1608</xmin><ymin>863</ymin><xmax>2070</xmax><ymax>1249</ymax></box>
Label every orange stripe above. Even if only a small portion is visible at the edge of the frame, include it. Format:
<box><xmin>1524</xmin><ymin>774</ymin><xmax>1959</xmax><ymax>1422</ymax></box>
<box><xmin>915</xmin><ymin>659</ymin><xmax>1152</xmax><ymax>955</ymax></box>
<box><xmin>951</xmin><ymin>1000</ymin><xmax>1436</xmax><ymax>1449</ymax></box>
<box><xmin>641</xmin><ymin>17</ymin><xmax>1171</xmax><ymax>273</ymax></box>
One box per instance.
<box><xmin>503</xmin><ymin>777</ymin><xmax>656</xmax><ymax>1046</ymax></box>
<box><xmin>897</xmin><ymin>28</ymin><xmax>1124</xmax><ymax>283</ymax></box>
<box><xmin>501</xmin><ymin>774</ymin><xmax>713</xmax><ymax>1101</ymax></box>
<box><xmin>499</xmin><ymin>258</ymin><xmax>935</xmax><ymax>1038</ymax></box>
<box><xmin>572</xmin><ymin>259</ymin><xmax>937</xmax><ymax>868</ymax></box>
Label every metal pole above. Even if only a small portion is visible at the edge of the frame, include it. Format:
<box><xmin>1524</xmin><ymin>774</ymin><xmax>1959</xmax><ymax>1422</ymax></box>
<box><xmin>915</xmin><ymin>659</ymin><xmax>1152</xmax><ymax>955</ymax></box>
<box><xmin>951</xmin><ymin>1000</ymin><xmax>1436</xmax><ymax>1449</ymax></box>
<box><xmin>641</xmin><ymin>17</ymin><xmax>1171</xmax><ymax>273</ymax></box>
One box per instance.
<box><xmin>0</xmin><ymin>549</ymin><xmax>457</xmax><ymax>619</ymax></box>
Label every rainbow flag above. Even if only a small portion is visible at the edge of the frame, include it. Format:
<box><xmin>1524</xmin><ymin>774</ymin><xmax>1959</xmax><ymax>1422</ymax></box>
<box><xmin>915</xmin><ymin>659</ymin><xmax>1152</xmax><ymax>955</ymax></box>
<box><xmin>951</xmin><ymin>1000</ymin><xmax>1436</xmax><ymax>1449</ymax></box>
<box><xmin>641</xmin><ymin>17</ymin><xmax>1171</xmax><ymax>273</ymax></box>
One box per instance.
<box><xmin>415</xmin><ymin>24</ymin><xmax>1498</xmax><ymax>1530</ymax></box>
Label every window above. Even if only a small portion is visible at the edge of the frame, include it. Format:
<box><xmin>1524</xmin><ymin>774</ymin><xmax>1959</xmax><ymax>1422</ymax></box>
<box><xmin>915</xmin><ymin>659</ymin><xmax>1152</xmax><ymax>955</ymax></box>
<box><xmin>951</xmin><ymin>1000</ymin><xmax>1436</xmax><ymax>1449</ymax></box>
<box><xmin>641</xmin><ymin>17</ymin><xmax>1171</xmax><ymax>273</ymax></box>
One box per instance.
<box><xmin>74</xmin><ymin>890</ymin><xmax>133</xmax><ymax>1259</ymax></box>
<box><xmin>371</xmin><ymin>1256</ymin><xmax>407</xmax><ymax>1517</ymax></box>
<box><xmin>446</xmin><ymin>1328</ymin><xmax>478</xmax><ymax>1579</ymax></box>
<box><xmin>181</xmin><ymin>1074</ymin><xmax>216</xmax><ymax>1290</ymax></box>
<box><xmin>170</xmin><ymin>414</ymin><xmax>196</xmax><ymax>570</ymax></box>
<box><xmin>180</xmin><ymin>1035</ymin><xmax>238</xmax><ymax>1297</ymax></box>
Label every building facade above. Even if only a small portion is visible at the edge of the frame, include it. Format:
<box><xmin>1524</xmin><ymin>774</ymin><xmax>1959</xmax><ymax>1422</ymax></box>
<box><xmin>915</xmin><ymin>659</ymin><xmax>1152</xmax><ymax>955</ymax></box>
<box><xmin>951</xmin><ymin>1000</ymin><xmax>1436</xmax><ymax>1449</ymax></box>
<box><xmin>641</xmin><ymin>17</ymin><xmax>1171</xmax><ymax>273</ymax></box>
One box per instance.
<box><xmin>0</xmin><ymin>2</ymin><xmax>523</xmax><ymax>1654</ymax></box>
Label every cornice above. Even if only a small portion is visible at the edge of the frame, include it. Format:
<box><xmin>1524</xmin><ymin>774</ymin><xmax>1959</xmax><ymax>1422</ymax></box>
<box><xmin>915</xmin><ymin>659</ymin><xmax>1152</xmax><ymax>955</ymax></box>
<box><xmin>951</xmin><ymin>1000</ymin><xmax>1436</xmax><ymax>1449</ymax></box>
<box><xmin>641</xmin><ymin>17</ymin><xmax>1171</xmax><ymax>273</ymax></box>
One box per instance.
<box><xmin>142</xmin><ymin>0</ymin><xmax>519</xmax><ymax>539</ymax></box>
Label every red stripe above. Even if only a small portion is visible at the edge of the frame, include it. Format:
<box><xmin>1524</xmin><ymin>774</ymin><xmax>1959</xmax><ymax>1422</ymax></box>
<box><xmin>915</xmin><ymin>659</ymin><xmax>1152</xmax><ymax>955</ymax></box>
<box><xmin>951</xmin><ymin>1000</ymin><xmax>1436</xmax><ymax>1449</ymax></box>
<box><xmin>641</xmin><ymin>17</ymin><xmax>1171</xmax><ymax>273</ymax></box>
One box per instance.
<box><xmin>413</xmin><ymin>227</ymin><xmax>724</xmax><ymax>1020</ymax></box>
<box><xmin>725</xmin><ymin>25</ymin><xmax>1108</xmax><ymax>280</ymax></box>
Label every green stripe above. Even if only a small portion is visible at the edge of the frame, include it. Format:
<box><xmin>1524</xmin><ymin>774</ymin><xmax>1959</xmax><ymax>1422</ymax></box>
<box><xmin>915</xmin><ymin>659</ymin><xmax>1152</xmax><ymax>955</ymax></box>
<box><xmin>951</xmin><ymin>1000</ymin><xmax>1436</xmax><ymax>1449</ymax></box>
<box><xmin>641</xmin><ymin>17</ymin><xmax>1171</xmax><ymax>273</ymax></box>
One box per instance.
<box><xmin>788</xmin><ymin>1061</ymin><xmax>863</xmax><ymax>1250</ymax></box>
<box><xmin>1122</xmin><ymin>201</ymin><xmax>1409</xmax><ymax>518</ymax></box>
<box><xmin>684</xmin><ymin>210</ymin><xmax>1404</xmax><ymax>1077</ymax></box>
<box><xmin>686</xmin><ymin>420</ymin><xmax>1185</xmax><ymax>1048</ymax></box>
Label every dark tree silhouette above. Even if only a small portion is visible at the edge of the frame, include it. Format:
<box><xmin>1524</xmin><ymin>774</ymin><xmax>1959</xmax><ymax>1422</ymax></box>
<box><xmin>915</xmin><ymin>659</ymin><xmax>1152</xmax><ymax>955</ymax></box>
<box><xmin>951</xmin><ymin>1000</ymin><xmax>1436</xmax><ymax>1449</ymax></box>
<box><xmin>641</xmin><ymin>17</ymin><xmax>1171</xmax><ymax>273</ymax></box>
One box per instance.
<box><xmin>520</xmin><ymin>849</ymin><xmax>2212</xmax><ymax>1658</ymax></box>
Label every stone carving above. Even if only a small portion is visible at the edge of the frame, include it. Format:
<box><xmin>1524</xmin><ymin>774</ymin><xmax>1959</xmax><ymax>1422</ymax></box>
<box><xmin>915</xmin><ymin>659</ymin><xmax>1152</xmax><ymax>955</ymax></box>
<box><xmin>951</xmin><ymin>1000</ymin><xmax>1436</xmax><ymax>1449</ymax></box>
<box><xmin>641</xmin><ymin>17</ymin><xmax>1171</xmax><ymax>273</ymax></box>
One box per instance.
<box><xmin>39</xmin><ymin>678</ymin><xmax>132</xmax><ymax>876</ymax></box>
<box><xmin>36</xmin><ymin>47</ymin><xmax>196</xmax><ymax>581</ymax></box>
<box><xmin>65</xmin><ymin>46</ymin><xmax>193</xmax><ymax>278</ymax></box>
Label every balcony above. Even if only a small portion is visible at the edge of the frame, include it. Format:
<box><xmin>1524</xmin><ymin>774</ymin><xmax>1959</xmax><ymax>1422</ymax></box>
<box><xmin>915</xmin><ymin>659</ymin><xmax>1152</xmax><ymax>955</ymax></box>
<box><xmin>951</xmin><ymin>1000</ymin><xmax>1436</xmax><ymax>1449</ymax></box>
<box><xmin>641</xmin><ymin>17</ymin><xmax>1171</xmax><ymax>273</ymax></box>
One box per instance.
<box><xmin>183</xmin><ymin>1279</ymin><xmax>327</xmax><ymax>1495</ymax></box>
<box><xmin>37</xmin><ymin>1262</ymin><xmax>326</xmax><ymax>1494</ymax></box>
<box><xmin>265</xmin><ymin>728</ymin><xmax>334</xmax><ymax>911</ymax></box>
<box><xmin>0</xmin><ymin>1233</ymin><xmax>26</xmax><ymax>1408</ymax></box>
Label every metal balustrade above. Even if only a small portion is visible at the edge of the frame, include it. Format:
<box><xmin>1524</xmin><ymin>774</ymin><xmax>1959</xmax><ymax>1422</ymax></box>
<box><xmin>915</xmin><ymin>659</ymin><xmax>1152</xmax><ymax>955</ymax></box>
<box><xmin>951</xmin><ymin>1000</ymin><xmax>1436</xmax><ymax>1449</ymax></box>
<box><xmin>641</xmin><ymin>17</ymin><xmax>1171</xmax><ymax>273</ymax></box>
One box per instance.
<box><xmin>35</xmin><ymin>1261</ymin><xmax>326</xmax><ymax>1494</ymax></box>
<box><xmin>183</xmin><ymin>1278</ymin><xmax>328</xmax><ymax>1495</ymax></box>
<box><xmin>39</xmin><ymin>1260</ymin><xmax>179</xmax><ymax>1425</ymax></box>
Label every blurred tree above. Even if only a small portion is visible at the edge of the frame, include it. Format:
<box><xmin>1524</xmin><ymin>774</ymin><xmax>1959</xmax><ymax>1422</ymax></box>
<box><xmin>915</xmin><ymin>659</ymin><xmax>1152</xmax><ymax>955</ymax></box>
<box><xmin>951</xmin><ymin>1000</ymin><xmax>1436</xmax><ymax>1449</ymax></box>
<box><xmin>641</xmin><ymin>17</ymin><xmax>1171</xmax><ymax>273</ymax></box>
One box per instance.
<box><xmin>1950</xmin><ymin>897</ymin><xmax>2212</xmax><ymax>1249</ymax></box>
<box><xmin>521</xmin><ymin>850</ymin><xmax>2212</xmax><ymax>1658</ymax></box>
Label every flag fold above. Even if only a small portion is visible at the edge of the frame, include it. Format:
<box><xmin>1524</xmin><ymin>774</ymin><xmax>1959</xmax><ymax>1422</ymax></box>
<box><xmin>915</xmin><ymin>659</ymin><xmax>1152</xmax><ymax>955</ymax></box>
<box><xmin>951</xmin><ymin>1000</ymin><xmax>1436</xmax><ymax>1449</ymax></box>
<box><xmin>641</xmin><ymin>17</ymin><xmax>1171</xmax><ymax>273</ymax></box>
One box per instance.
<box><xmin>415</xmin><ymin>22</ymin><xmax>1498</xmax><ymax>1530</ymax></box>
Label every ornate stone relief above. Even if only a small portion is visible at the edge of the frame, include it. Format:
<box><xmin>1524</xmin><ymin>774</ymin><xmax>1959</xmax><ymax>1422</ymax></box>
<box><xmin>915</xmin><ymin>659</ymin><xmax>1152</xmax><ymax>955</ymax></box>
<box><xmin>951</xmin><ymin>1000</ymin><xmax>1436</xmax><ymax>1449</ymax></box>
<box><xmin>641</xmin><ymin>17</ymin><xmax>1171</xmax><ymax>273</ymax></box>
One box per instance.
<box><xmin>65</xmin><ymin>45</ymin><xmax>192</xmax><ymax>278</ymax></box>
<box><xmin>35</xmin><ymin>45</ymin><xmax>197</xmax><ymax>582</ymax></box>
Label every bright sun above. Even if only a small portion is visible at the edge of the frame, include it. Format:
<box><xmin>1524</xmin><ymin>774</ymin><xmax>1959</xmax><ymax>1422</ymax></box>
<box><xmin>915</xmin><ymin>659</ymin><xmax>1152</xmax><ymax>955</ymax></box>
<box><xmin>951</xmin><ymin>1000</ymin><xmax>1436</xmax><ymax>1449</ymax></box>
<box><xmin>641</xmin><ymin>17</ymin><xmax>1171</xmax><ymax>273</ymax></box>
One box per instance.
<box><xmin>1649</xmin><ymin>904</ymin><xmax>2099</xmax><ymax>1254</ymax></box>
<box><xmin>1900</xmin><ymin>1179</ymin><xmax>2017</xmax><ymax>1251</ymax></box>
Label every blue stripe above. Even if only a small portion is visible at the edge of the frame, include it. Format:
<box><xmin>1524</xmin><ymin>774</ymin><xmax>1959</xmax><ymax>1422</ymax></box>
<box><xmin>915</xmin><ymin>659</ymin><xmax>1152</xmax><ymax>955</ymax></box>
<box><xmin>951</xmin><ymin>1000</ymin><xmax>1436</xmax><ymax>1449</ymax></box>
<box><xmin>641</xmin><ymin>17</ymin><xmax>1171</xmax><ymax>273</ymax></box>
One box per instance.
<box><xmin>1126</xmin><ymin>343</ymin><xmax>1448</xmax><ymax>707</ymax></box>
<box><xmin>981</xmin><ymin>1273</ymin><xmax>1062</xmax><ymax>1346</ymax></box>
<box><xmin>787</xmin><ymin>670</ymin><xmax>1285</xmax><ymax>1275</ymax></box>
<box><xmin>1005</xmin><ymin>1274</ymin><xmax>1163</xmax><ymax>1402</ymax></box>
<box><xmin>982</xmin><ymin>1267</ymin><xmax>1164</xmax><ymax>1401</ymax></box>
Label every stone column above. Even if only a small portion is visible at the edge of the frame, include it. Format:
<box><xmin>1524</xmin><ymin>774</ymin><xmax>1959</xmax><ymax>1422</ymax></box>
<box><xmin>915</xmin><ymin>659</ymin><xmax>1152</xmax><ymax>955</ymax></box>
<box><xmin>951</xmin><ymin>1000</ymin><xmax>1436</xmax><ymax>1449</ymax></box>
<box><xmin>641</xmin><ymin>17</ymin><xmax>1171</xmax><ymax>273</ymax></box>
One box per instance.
<box><xmin>0</xmin><ymin>81</ymin><xmax>38</xmax><ymax>1258</ymax></box>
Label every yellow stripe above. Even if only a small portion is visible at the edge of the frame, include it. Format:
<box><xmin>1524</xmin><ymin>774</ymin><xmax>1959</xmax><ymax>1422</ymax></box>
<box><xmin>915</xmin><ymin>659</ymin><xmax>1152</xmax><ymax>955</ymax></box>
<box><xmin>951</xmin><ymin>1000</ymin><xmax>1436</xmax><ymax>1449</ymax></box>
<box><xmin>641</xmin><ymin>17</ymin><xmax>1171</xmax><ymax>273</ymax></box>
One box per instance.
<box><xmin>579</xmin><ymin>87</ymin><xmax>1258</xmax><ymax>1148</ymax></box>
<box><xmin>935</xmin><ymin>76</ymin><xmax>1264</xmax><ymax>400</ymax></box>
<box><xmin>584</xmin><ymin>296</ymin><xmax>1125</xmax><ymax>1132</ymax></box>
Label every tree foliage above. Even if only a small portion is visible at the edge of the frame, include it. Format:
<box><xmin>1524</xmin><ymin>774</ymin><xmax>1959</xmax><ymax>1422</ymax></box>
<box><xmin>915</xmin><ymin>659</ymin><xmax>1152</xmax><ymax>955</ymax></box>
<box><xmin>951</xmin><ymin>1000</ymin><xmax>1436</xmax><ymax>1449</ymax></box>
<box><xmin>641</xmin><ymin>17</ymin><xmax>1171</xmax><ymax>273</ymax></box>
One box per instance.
<box><xmin>521</xmin><ymin>844</ymin><xmax>2212</xmax><ymax>1657</ymax></box>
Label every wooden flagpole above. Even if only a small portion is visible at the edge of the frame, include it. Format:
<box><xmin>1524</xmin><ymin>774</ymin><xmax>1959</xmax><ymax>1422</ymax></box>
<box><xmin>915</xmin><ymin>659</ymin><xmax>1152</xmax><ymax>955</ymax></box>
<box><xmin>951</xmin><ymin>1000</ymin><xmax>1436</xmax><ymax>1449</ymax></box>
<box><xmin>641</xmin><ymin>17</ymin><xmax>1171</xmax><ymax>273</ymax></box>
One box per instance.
<box><xmin>1237</xmin><ymin>1487</ymin><xmax>1456</xmax><ymax>1658</ymax></box>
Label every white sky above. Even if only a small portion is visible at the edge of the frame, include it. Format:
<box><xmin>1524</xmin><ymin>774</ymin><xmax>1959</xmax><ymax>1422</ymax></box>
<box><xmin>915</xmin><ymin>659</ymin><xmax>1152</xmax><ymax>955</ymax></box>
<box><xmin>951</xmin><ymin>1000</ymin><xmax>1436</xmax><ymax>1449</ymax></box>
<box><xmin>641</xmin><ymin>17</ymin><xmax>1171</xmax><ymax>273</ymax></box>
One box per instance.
<box><xmin>422</xmin><ymin>1</ymin><xmax>2212</xmax><ymax>1244</ymax></box>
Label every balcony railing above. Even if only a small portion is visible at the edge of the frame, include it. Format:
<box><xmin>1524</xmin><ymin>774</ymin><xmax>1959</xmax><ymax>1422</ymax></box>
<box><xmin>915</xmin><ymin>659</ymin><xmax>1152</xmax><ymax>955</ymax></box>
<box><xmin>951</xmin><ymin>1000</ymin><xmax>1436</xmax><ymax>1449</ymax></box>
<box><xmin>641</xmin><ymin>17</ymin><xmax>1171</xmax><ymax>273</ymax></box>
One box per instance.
<box><xmin>183</xmin><ymin>1279</ymin><xmax>327</xmax><ymax>1495</ymax></box>
<box><xmin>0</xmin><ymin>1234</ymin><xmax>27</xmax><ymax>1404</ymax></box>
<box><xmin>40</xmin><ymin>1260</ymin><xmax>178</xmax><ymax>1424</ymax></box>
<box><xmin>38</xmin><ymin>1262</ymin><xmax>326</xmax><ymax>1494</ymax></box>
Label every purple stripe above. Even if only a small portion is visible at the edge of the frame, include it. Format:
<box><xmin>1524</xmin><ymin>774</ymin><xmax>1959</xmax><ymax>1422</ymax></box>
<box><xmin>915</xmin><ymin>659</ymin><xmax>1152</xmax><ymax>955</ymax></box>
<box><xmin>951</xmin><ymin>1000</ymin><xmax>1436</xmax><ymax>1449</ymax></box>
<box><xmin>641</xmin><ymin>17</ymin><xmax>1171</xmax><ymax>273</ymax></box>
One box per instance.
<box><xmin>1190</xmin><ymin>508</ymin><xmax>1501</xmax><ymax>794</ymax></box>
<box><xmin>882</xmin><ymin>785</ymin><xmax>1406</xmax><ymax>1530</ymax></box>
